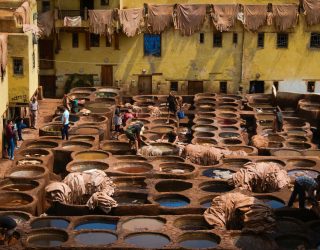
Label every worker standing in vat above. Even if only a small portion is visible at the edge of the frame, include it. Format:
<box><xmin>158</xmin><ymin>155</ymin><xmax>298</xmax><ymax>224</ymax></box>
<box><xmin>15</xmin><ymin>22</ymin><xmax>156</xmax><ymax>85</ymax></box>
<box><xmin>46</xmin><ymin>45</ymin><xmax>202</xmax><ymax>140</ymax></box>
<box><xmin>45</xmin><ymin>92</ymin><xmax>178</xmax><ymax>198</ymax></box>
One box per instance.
<box><xmin>288</xmin><ymin>175</ymin><xmax>320</xmax><ymax>209</ymax></box>
<box><xmin>61</xmin><ymin>106</ymin><xmax>70</xmax><ymax>140</ymax></box>
<box><xmin>167</xmin><ymin>91</ymin><xmax>179</xmax><ymax>123</ymax></box>
<box><xmin>0</xmin><ymin>216</ymin><xmax>18</xmax><ymax>246</ymax></box>
<box><xmin>125</xmin><ymin>122</ymin><xmax>145</xmax><ymax>152</ymax></box>
<box><xmin>29</xmin><ymin>97</ymin><xmax>39</xmax><ymax>129</ymax></box>
<box><xmin>273</xmin><ymin>106</ymin><xmax>283</xmax><ymax>133</ymax></box>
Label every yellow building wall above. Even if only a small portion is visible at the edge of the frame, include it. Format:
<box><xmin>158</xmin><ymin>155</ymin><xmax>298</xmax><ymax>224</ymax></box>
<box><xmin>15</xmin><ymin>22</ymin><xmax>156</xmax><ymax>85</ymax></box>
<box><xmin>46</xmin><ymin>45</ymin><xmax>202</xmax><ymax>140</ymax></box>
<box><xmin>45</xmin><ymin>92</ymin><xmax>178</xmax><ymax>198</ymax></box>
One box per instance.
<box><xmin>0</xmin><ymin>68</ymin><xmax>8</xmax><ymax>116</ymax></box>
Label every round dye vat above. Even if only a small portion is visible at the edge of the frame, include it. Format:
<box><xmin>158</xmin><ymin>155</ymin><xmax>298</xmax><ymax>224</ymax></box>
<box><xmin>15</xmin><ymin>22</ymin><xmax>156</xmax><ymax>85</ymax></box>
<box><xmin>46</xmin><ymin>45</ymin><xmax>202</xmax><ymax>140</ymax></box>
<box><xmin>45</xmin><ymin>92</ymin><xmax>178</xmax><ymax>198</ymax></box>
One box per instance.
<box><xmin>27</xmin><ymin>141</ymin><xmax>58</xmax><ymax>149</ymax></box>
<box><xmin>67</xmin><ymin>161</ymin><xmax>109</xmax><ymax>172</ymax></box>
<box><xmin>275</xmin><ymin>234</ymin><xmax>310</xmax><ymax>250</ymax></box>
<box><xmin>9</xmin><ymin>167</ymin><xmax>45</xmax><ymax>178</ymax></box>
<box><xmin>218</xmin><ymin>112</ymin><xmax>237</xmax><ymax>118</ymax></box>
<box><xmin>0</xmin><ymin>180</ymin><xmax>39</xmax><ymax>192</ymax></box>
<box><xmin>31</xmin><ymin>218</ymin><xmax>69</xmax><ymax>229</ymax></box>
<box><xmin>27</xmin><ymin>230</ymin><xmax>68</xmax><ymax>247</ymax></box>
<box><xmin>20</xmin><ymin>149</ymin><xmax>50</xmax><ymax>158</ymax></box>
<box><xmin>114</xmin><ymin>193</ymin><xmax>148</xmax><ymax>205</ymax></box>
<box><xmin>287</xmin><ymin>159</ymin><xmax>316</xmax><ymax>168</ymax></box>
<box><xmin>73</xmin><ymin>151</ymin><xmax>110</xmax><ymax>161</ymax></box>
<box><xmin>0</xmin><ymin>211</ymin><xmax>30</xmax><ymax>224</ymax></box>
<box><xmin>258</xmin><ymin>197</ymin><xmax>285</xmax><ymax>209</ymax></box>
<box><xmin>155</xmin><ymin>180</ymin><xmax>192</xmax><ymax>192</ymax></box>
<box><xmin>152</xmin><ymin>156</ymin><xmax>185</xmax><ymax>163</ymax></box>
<box><xmin>200</xmin><ymin>181</ymin><xmax>233</xmax><ymax>193</ymax></box>
<box><xmin>149</xmin><ymin>143</ymin><xmax>179</xmax><ymax>155</ymax></box>
<box><xmin>202</xmin><ymin>168</ymin><xmax>234</xmax><ymax>180</ymax></box>
<box><xmin>219</xmin><ymin>132</ymin><xmax>240</xmax><ymax>138</ymax></box>
<box><xmin>62</xmin><ymin>141</ymin><xmax>92</xmax><ymax>151</ymax></box>
<box><xmin>220</xmin><ymin>126</ymin><xmax>239</xmax><ymax>132</ymax></box>
<box><xmin>192</xmin><ymin>125</ymin><xmax>218</xmax><ymax>132</ymax></box>
<box><xmin>271</xmin><ymin>149</ymin><xmax>303</xmax><ymax>157</ymax></box>
<box><xmin>287</xmin><ymin>142</ymin><xmax>311</xmax><ymax>150</ymax></box>
<box><xmin>16</xmin><ymin>159</ymin><xmax>42</xmax><ymax>166</ymax></box>
<box><xmin>223</xmin><ymin>158</ymin><xmax>251</xmax><ymax>168</ymax></box>
<box><xmin>217</xmin><ymin>118</ymin><xmax>237</xmax><ymax>125</ymax></box>
<box><xmin>156</xmin><ymin>195</ymin><xmax>190</xmax><ymax>208</ymax></box>
<box><xmin>75</xmin><ymin>220</ymin><xmax>117</xmax><ymax>230</ymax></box>
<box><xmin>150</xmin><ymin>125</ymin><xmax>174</xmax><ymax>134</ymax></box>
<box><xmin>256</xmin><ymin>159</ymin><xmax>286</xmax><ymax>167</ymax></box>
<box><xmin>159</xmin><ymin>162</ymin><xmax>194</xmax><ymax>174</ymax></box>
<box><xmin>113</xmin><ymin>162</ymin><xmax>153</xmax><ymax>174</ymax></box>
<box><xmin>114</xmin><ymin>178</ymin><xmax>147</xmax><ymax>190</ymax></box>
<box><xmin>174</xmin><ymin>216</ymin><xmax>212</xmax><ymax>230</ymax></box>
<box><xmin>95</xmin><ymin>92</ymin><xmax>117</xmax><ymax>98</ymax></box>
<box><xmin>192</xmin><ymin>138</ymin><xmax>217</xmax><ymax>146</ymax></box>
<box><xmin>122</xmin><ymin>218</ymin><xmax>165</xmax><ymax>231</ymax></box>
<box><xmin>125</xmin><ymin>233</ymin><xmax>170</xmax><ymax>248</ymax></box>
<box><xmin>75</xmin><ymin>232</ymin><xmax>117</xmax><ymax>246</ymax></box>
<box><xmin>288</xmin><ymin>169</ymin><xmax>320</xmax><ymax>179</ymax></box>
<box><xmin>70</xmin><ymin>136</ymin><xmax>95</xmax><ymax>142</ymax></box>
<box><xmin>178</xmin><ymin>233</ymin><xmax>220</xmax><ymax>249</ymax></box>
<box><xmin>114</xmin><ymin>155</ymin><xmax>147</xmax><ymax>161</ymax></box>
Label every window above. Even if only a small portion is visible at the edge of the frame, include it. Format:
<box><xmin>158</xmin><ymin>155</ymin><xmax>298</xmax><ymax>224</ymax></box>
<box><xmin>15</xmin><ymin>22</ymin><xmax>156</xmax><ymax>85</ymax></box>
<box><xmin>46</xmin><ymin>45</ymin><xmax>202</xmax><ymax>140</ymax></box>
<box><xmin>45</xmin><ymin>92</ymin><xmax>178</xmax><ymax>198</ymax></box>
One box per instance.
<box><xmin>310</xmin><ymin>33</ymin><xmax>320</xmax><ymax>48</ymax></box>
<box><xmin>144</xmin><ymin>34</ymin><xmax>161</xmax><ymax>57</ymax></box>
<box><xmin>277</xmin><ymin>33</ymin><xmax>288</xmax><ymax>48</ymax></box>
<box><xmin>220</xmin><ymin>81</ymin><xmax>227</xmax><ymax>94</ymax></box>
<box><xmin>213</xmin><ymin>33</ymin><xmax>222</xmax><ymax>47</ymax></box>
<box><xmin>72</xmin><ymin>33</ymin><xmax>79</xmax><ymax>48</ymax></box>
<box><xmin>42</xmin><ymin>1</ymin><xmax>50</xmax><ymax>12</ymax></box>
<box><xmin>13</xmin><ymin>58</ymin><xmax>23</xmax><ymax>75</ymax></box>
<box><xmin>100</xmin><ymin>0</ymin><xmax>109</xmax><ymax>6</ymax></box>
<box><xmin>106</xmin><ymin>36</ymin><xmax>112</xmax><ymax>47</ymax></box>
<box><xmin>233</xmin><ymin>33</ymin><xmax>238</xmax><ymax>44</ymax></box>
<box><xmin>170</xmin><ymin>81</ymin><xmax>178</xmax><ymax>92</ymax></box>
<box><xmin>273</xmin><ymin>81</ymin><xmax>279</xmax><ymax>91</ymax></box>
<box><xmin>200</xmin><ymin>33</ymin><xmax>204</xmax><ymax>44</ymax></box>
<box><xmin>307</xmin><ymin>81</ymin><xmax>315</xmax><ymax>92</ymax></box>
<box><xmin>257</xmin><ymin>32</ymin><xmax>264</xmax><ymax>48</ymax></box>
<box><xmin>90</xmin><ymin>34</ymin><xmax>100</xmax><ymax>47</ymax></box>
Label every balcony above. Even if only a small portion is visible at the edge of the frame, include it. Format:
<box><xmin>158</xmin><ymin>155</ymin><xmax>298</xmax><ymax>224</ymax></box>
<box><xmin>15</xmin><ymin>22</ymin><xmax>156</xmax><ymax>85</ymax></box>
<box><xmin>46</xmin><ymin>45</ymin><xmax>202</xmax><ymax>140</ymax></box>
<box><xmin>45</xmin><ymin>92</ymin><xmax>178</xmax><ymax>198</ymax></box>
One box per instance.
<box><xmin>54</xmin><ymin>9</ymin><xmax>89</xmax><ymax>29</ymax></box>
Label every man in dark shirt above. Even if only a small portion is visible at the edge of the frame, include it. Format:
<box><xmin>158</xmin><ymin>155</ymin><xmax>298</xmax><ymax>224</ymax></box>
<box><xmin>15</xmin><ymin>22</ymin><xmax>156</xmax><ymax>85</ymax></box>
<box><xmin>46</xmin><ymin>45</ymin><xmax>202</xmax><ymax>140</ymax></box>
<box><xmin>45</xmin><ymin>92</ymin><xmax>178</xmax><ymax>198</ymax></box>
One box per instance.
<box><xmin>167</xmin><ymin>91</ymin><xmax>179</xmax><ymax>123</ymax></box>
<box><xmin>125</xmin><ymin>122</ymin><xmax>145</xmax><ymax>151</ymax></box>
<box><xmin>288</xmin><ymin>175</ymin><xmax>320</xmax><ymax>209</ymax></box>
<box><xmin>162</xmin><ymin>129</ymin><xmax>178</xmax><ymax>144</ymax></box>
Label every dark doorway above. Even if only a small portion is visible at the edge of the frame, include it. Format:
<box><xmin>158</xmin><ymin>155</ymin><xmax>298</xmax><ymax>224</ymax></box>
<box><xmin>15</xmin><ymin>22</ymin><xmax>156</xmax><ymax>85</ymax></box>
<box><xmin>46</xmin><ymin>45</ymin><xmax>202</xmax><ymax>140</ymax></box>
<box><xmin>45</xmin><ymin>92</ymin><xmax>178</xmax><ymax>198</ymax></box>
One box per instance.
<box><xmin>39</xmin><ymin>39</ymin><xmax>54</xmax><ymax>69</ymax></box>
<box><xmin>249</xmin><ymin>81</ymin><xmax>265</xmax><ymax>93</ymax></box>
<box><xmin>40</xmin><ymin>75</ymin><xmax>56</xmax><ymax>98</ymax></box>
<box><xmin>80</xmin><ymin>0</ymin><xmax>94</xmax><ymax>18</ymax></box>
<box><xmin>188</xmin><ymin>81</ymin><xmax>203</xmax><ymax>95</ymax></box>
<box><xmin>101</xmin><ymin>65</ymin><xmax>113</xmax><ymax>86</ymax></box>
<box><xmin>138</xmin><ymin>75</ymin><xmax>152</xmax><ymax>94</ymax></box>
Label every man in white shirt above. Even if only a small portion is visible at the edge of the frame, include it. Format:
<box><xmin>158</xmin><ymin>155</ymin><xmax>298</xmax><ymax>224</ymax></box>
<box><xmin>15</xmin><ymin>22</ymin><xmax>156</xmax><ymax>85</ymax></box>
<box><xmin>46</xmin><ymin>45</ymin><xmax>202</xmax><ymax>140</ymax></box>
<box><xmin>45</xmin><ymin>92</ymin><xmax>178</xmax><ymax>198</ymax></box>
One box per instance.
<box><xmin>61</xmin><ymin>106</ymin><xmax>70</xmax><ymax>140</ymax></box>
<box><xmin>29</xmin><ymin>97</ymin><xmax>39</xmax><ymax>129</ymax></box>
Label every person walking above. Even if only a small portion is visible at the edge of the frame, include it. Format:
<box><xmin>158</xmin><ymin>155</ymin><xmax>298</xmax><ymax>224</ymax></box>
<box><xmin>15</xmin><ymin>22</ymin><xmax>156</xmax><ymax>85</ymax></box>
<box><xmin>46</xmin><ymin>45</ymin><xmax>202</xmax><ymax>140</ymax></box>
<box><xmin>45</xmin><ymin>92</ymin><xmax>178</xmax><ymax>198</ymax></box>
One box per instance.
<box><xmin>15</xmin><ymin>117</ymin><xmax>26</xmax><ymax>141</ymax></box>
<box><xmin>5</xmin><ymin>120</ymin><xmax>15</xmax><ymax>160</ymax></box>
<box><xmin>61</xmin><ymin>107</ymin><xmax>70</xmax><ymax>140</ymax></box>
<box><xmin>288</xmin><ymin>175</ymin><xmax>320</xmax><ymax>209</ymax></box>
<box><xmin>29</xmin><ymin>97</ymin><xmax>39</xmax><ymax>129</ymax></box>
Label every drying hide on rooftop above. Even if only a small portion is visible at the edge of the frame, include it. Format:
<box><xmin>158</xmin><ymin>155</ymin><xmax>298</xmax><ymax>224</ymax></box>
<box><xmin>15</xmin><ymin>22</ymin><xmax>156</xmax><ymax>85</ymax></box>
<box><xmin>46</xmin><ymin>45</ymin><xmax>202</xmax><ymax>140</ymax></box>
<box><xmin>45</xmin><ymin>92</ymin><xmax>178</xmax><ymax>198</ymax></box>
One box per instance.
<box><xmin>14</xmin><ymin>0</ymin><xmax>30</xmax><ymax>25</ymax></box>
<box><xmin>231</xmin><ymin>162</ymin><xmax>290</xmax><ymax>192</ymax></box>
<box><xmin>0</xmin><ymin>33</ymin><xmax>8</xmax><ymax>77</ymax></box>
<box><xmin>119</xmin><ymin>8</ymin><xmax>144</xmax><ymax>37</ymax></box>
<box><xmin>64</xmin><ymin>16</ymin><xmax>82</xmax><ymax>27</ymax></box>
<box><xmin>37</xmin><ymin>10</ymin><xmax>54</xmax><ymax>37</ymax></box>
<box><xmin>204</xmin><ymin>192</ymin><xmax>276</xmax><ymax>233</ymax></box>
<box><xmin>173</xmin><ymin>4</ymin><xmax>207</xmax><ymax>36</ymax></box>
<box><xmin>211</xmin><ymin>4</ymin><xmax>238</xmax><ymax>32</ymax></box>
<box><xmin>243</xmin><ymin>5</ymin><xmax>268</xmax><ymax>31</ymax></box>
<box><xmin>88</xmin><ymin>9</ymin><xmax>114</xmax><ymax>38</ymax></box>
<box><xmin>303</xmin><ymin>0</ymin><xmax>320</xmax><ymax>26</ymax></box>
<box><xmin>147</xmin><ymin>4</ymin><xmax>174</xmax><ymax>34</ymax></box>
<box><xmin>272</xmin><ymin>4</ymin><xmax>298</xmax><ymax>31</ymax></box>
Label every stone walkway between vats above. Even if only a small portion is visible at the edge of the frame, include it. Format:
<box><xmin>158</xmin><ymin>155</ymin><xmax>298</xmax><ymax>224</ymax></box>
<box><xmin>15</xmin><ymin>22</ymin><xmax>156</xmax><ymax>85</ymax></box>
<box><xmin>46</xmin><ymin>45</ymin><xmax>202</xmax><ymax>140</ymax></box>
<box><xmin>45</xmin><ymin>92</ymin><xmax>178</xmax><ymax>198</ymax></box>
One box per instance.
<box><xmin>0</xmin><ymin>98</ymin><xmax>61</xmax><ymax>178</ymax></box>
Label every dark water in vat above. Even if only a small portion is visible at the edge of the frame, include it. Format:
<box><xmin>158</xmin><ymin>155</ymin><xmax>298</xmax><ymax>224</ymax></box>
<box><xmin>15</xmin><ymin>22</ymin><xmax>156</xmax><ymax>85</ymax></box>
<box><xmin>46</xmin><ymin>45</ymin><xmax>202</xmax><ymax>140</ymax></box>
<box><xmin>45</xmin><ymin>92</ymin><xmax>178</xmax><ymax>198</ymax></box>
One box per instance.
<box><xmin>125</xmin><ymin>233</ymin><xmax>170</xmax><ymax>248</ymax></box>
<box><xmin>31</xmin><ymin>219</ymin><xmax>69</xmax><ymax>229</ymax></box>
<box><xmin>75</xmin><ymin>232</ymin><xmax>117</xmax><ymax>245</ymax></box>
<box><xmin>261</xmin><ymin>199</ymin><xmax>285</xmax><ymax>209</ymax></box>
<box><xmin>157</xmin><ymin>197</ymin><xmax>189</xmax><ymax>207</ymax></box>
<box><xmin>201</xmin><ymin>183</ymin><xmax>232</xmax><ymax>192</ymax></box>
<box><xmin>29</xmin><ymin>235</ymin><xmax>66</xmax><ymax>247</ymax></box>
<box><xmin>179</xmin><ymin>239</ymin><xmax>219</xmax><ymax>249</ymax></box>
<box><xmin>75</xmin><ymin>221</ymin><xmax>117</xmax><ymax>230</ymax></box>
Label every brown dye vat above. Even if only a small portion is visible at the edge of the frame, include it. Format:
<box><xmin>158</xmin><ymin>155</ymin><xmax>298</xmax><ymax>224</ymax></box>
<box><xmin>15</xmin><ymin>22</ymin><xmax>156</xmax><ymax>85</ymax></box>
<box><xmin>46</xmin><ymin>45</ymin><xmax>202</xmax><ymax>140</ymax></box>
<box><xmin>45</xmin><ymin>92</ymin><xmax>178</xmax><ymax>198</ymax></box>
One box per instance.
<box><xmin>192</xmin><ymin>125</ymin><xmax>218</xmax><ymax>133</ymax></box>
<box><xmin>100</xmin><ymin>141</ymin><xmax>134</xmax><ymax>155</ymax></box>
<box><xmin>221</xmin><ymin>138</ymin><xmax>242</xmax><ymax>145</ymax></box>
<box><xmin>287</xmin><ymin>135</ymin><xmax>308</xmax><ymax>142</ymax></box>
<box><xmin>195</xmin><ymin>93</ymin><xmax>215</xmax><ymax>98</ymax></box>
<box><xmin>227</xmin><ymin>146</ymin><xmax>257</xmax><ymax>155</ymax></box>
<box><xmin>178</xmin><ymin>232</ymin><xmax>220</xmax><ymax>248</ymax></box>
<box><xmin>217</xmin><ymin>102</ymin><xmax>239</xmax><ymax>108</ymax></box>
<box><xmin>155</xmin><ymin>180</ymin><xmax>192</xmax><ymax>192</ymax></box>
<box><xmin>114</xmin><ymin>155</ymin><xmax>147</xmax><ymax>161</ymax></box>
<box><xmin>174</xmin><ymin>216</ymin><xmax>213</xmax><ymax>230</ymax></box>
<box><xmin>61</xmin><ymin>141</ymin><xmax>92</xmax><ymax>151</ymax></box>
<box><xmin>193</xmin><ymin>118</ymin><xmax>214</xmax><ymax>125</ymax></box>
<box><xmin>287</xmin><ymin>159</ymin><xmax>316</xmax><ymax>168</ymax></box>
<box><xmin>7</xmin><ymin>166</ymin><xmax>48</xmax><ymax>180</ymax></box>
<box><xmin>26</xmin><ymin>140</ymin><xmax>59</xmax><ymax>149</ymax></box>
<box><xmin>95</xmin><ymin>97</ymin><xmax>116</xmax><ymax>105</ymax></box>
<box><xmin>134</xmin><ymin>101</ymin><xmax>156</xmax><ymax>107</ymax></box>
<box><xmin>219</xmin><ymin>126</ymin><xmax>239</xmax><ymax>132</ymax></box>
<box><xmin>136</xmin><ymin>113</ymin><xmax>151</xmax><ymax>119</ymax></box>
<box><xmin>195</xmin><ymin>112</ymin><xmax>216</xmax><ymax>119</ymax></box>
<box><xmin>129</xmin><ymin>118</ymin><xmax>150</xmax><ymax>125</ymax></box>
<box><xmin>286</xmin><ymin>142</ymin><xmax>312</xmax><ymax>150</ymax></box>
<box><xmin>199</xmin><ymin>181</ymin><xmax>234</xmax><ymax>193</ymax></box>
<box><xmin>271</xmin><ymin>149</ymin><xmax>303</xmax><ymax>157</ymax></box>
<box><xmin>133</xmin><ymin>95</ymin><xmax>159</xmax><ymax>102</ymax></box>
<box><xmin>284</xmin><ymin>118</ymin><xmax>307</xmax><ymax>127</ymax></box>
<box><xmin>71</xmin><ymin>87</ymin><xmax>96</xmax><ymax>93</ymax></box>
<box><xmin>26</xmin><ymin>229</ymin><xmax>69</xmax><ymax>247</ymax></box>
<box><xmin>121</xmin><ymin>217</ymin><xmax>165</xmax><ymax>231</ymax></box>
<box><xmin>218</xmin><ymin>97</ymin><xmax>237</xmax><ymax>103</ymax></box>
<box><xmin>95</xmin><ymin>92</ymin><xmax>118</xmax><ymax>99</ymax></box>
<box><xmin>193</xmin><ymin>131</ymin><xmax>215</xmax><ymax>138</ymax></box>
<box><xmin>219</xmin><ymin>132</ymin><xmax>240</xmax><ymax>138</ymax></box>
<box><xmin>0</xmin><ymin>179</ymin><xmax>39</xmax><ymax>192</ymax></box>
<box><xmin>192</xmin><ymin>138</ymin><xmax>217</xmax><ymax>146</ymax></box>
<box><xmin>118</xmin><ymin>134</ymin><xmax>147</xmax><ymax>142</ymax></box>
<box><xmin>72</xmin><ymin>150</ymin><xmax>110</xmax><ymax>161</ymax></box>
<box><xmin>0</xmin><ymin>192</ymin><xmax>35</xmax><ymax>213</ymax></box>
<box><xmin>149</xmin><ymin>142</ymin><xmax>180</xmax><ymax>155</ymax></box>
<box><xmin>113</xmin><ymin>177</ymin><xmax>147</xmax><ymax>190</ymax></box>
<box><xmin>303</xmin><ymin>150</ymin><xmax>320</xmax><ymax>157</ymax></box>
<box><xmin>39</xmin><ymin>124</ymin><xmax>65</xmax><ymax>137</ymax></box>
<box><xmin>72</xmin><ymin>126</ymin><xmax>101</xmax><ymax>135</ymax></box>
<box><xmin>256</xmin><ymin>114</ymin><xmax>274</xmax><ymax>120</ymax></box>
<box><xmin>275</xmin><ymin>233</ymin><xmax>310</xmax><ymax>250</ymax></box>
<box><xmin>70</xmin><ymin>135</ymin><xmax>96</xmax><ymax>142</ymax></box>
<box><xmin>256</xmin><ymin>159</ymin><xmax>286</xmax><ymax>167</ymax></box>
<box><xmin>16</xmin><ymin>158</ymin><xmax>43</xmax><ymax>166</ymax></box>
<box><xmin>66</xmin><ymin>161</ymin><xmax>109</xmax><ymax>172</ymax></box>
<box><xmin>152</xmin><ymin>118</ymin><xmax>177</xmax><ymax>126</ymax></box>
<box><xmin>268</xmin><ymin>141</ymin><xmax>283</xmax><ymax>148</ymax></box>
<box><xmin>223</xmin><ymin>158</ymin><xmax>251</xmax><ymax>168</ymax></box>
<box><xmin>216</xmin><ymin>107</ymin><xmax>237</xmax><ymax>112</ymax></box>
<box><xmin>113</xmin><ymin>192</ymin><xmax>150</xmax><ymax>205</ymax></box>
<box><xmin>195</xmin><ymin>103</ymin><xmax>215</xmax><ymax>109</ymax></box>
<box><xmin>258</xmin><ymin>120</ymin><xmax>274</xmax><ymax>127</ymax></box>
<box><xmin>112</xmin><ymin>161</ymin><xmax>153</xmax><ymax>174</ymax></box>
<box><xmin>151</xmin><ymin>156</ymin><xmax>185</xmax><ymax>163</ymax></box>
<box><xmin>217</xmin><ymin>118</ymin><xmax>238</xmax><ymax>125</ymax></box>
<box><xmin>0</xmin><ymin>211</ymin><xmax>31</xmax><ymax>223</ymax></box>
<box><xmin>159</xmin><ymin>162</ymin><xmax>195</xmax><ymax>174</ymax></box>
<box><xmin>80</xmin><ymin>115</ymin><xmax>107</xmax><ymax>124</ymax></box>
<box><xmin>149</xmin><ymin>125</ymin><xmax>174</xmax><ymax>134</ymax></box>
<box><xmin>286</xmin><ymin>128</ymin><xmax>308</xmax><ymax>136</ymax></box>
<box><xmin>86</xmin><ymin>106</ymin><xmax>113</xmax><ymax>116</ymax></box>
<box><xmin>19</xmin><ymin>148</ymin><xmax>51</xmax><ymax>158</ymax></box>
<box><xmin>195</xmin><ymin>98</ymin><xmax>216</xmax><ymax>105</ymax></box>
<box><xmin>267</xmin><ymin>134</ymin><xmax>285</xmax><ymax>142</ymax></box>
<box><xmin>144</xmin><ymin>133</ymin><xmax>162</xmax><ymax>142</ymax></box>
<box><xmin>217</xmin><ymin>112</ymin><xmax>238</xmax><ymax>118</ymax></box>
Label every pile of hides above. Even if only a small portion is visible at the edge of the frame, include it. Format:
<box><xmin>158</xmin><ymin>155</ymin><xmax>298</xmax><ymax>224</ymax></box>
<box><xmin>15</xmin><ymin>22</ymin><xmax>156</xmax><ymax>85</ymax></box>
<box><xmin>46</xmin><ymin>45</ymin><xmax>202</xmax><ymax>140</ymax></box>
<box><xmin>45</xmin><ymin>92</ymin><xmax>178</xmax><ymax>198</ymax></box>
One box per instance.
<box><xmin>88</xmin><ymin>10</ymin><xmax>113</xmax><ymax>38</ymax></box>
<box><xmin>147</xmin><ymin>4</ymin><xmax>174</xmax><ymax>34</ymax></box>
<box><xmin>14</xmin><ymin>0</ymin><xmax>30</xmax><ymax>25</ymax></box>
<box><xmin>45</xmin><ymin>169</ymin><xmax>117</xmax><ymax>213</ymax></box>
<box><xmin>64</xmin><ymin>16</ymin><xmax>82</xmax><ymax>27</ymax></box>
<box><xmin>119</xmin><ymin>8</ymin><xmax>144</xmax><ymax>37</ymax></box>
<box><xmin>0</xmin><ymin>33</ymin><xmax>8</xmax><ymax>77</ymax></box>
<box><xmin>37</xmin><ymin>11</ymin><xmax>54</xmax><ymax>37</ymax></box>
<box><xmin>147</xmin><ymin>106</ymin><xmax>161</xmax><ymax>117</ymax></box>
<box><xmin>272</xmin><ymin>5</ymin><xmax>298</xmax><ymax>31</ymax></box>
<box><xmin>183</xmin><ymin>144</ymin><xmax>247</xmax><ymax>166</ymax></box>
<box><xmin>231</xmin><ymin>162</ymin><xmax>290</xmax><ymax>193</ymax></box>
<box><xmin>303</xmin><ymin>0</ymin><xmax>320</xmax><ymax>26</ymax></box>
<box><xmin>138</xmin><ymin>145</ymin><xmax>163</xmax><ymax>157</ymax></box>
<box><xmin>243</xmin><ymin>5</ymin><xmax>268</xmax><ymax>31</ymax></box>
<box><xmin>173</xmin><ymin>4</ymin><xmax>207</xmax><ymax>36</ymax></box>
<box><xmin>251</xmin><ymin>135</ymin><xmax>268</xmax><ymax>148</ymax></box>
<box><xmin>204</xmin><ymin>192</ymin><xmax>276</xmax><ymax>233</ymax></box>
<box><xmin>211</xmin><ymin>4</ymin><xmax>238</xmax><ymax>32</ymax></box>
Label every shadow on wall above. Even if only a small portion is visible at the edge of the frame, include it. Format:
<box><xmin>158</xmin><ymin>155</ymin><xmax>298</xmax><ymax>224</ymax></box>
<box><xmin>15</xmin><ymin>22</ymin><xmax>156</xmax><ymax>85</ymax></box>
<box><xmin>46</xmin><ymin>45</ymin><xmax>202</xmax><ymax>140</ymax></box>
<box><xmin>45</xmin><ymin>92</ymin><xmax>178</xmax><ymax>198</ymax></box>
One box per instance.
<box><xmin>64</xmin><ymin>74</ymin><xmax>94</xmax><ymax>93</ymax></box>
